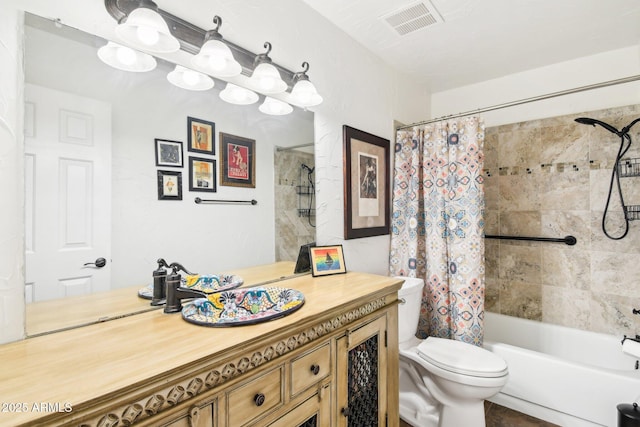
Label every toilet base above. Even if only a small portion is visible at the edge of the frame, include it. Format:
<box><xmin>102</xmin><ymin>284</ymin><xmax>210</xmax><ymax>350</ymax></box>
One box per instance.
<box><xmin>439</xmin><ymin>401</ymin><xmax>485</xmax><ymax>427</ymax></box>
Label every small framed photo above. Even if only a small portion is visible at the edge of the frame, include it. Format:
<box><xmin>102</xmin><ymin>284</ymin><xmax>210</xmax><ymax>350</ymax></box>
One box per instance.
<box><xmin>155</xmin><ymin>138</ymin><xmax>183</xmax><ymax>167</ymax></box>
<box><xmin>157</xmin><ymin>170</ymin><xmax>182</xmax><ymax>200</ymax></box>
<box><xmin>220</xmin><ymin>132</ymin><xmax>256</xmax><ymax>188</ymax></box>
<box><xmin>187</xmin><ymin>116</ymin><xmax>215</xmax><ymax>155</ymax></box>
<box><xmin>189</xmin><ymin>156</ymin><xmax>216</xmax><ymax>192</ymax></box>
<box><xmin>309</xmin><ymin>245</ymin><xmax>347</xmax><ymax>277</ymax></box>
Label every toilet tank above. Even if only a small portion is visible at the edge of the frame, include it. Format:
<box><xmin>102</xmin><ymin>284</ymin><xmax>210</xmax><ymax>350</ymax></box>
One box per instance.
<box><xmin>395</xmin><ymin>277</ymin><xmax>424</xmax><ymax>344</ymax></box>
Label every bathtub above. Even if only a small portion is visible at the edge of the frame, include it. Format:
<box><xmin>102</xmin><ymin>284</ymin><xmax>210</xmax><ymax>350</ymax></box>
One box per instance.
<box><xmin>484</xmin><ymin>312</ymin><xmax>640</xmax><ymax>427</ymax></box>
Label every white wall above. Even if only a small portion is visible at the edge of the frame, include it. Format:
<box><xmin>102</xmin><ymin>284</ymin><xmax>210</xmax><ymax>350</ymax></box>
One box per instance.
<box><xmin>431</xmin><ymin>46</ymin><xmax>640</xmax><ymax>127</ymax></box>
<box><xmin>0</xmin><ymin>0</ymin><xmax>429</xmax><ymax>343</ymax></box>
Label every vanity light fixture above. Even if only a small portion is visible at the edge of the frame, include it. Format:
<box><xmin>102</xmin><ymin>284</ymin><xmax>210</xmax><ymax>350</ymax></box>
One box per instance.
<box><xmin>248</xmin><ymin>42</ymin><xmax>287</xmax><ymax>94</ymax></box>
<box><xmin>167</xmin><ymin>65</ymin><xmax>214</xmax><ymax>91</ymax></box>
<box><xmin>115</xmin><ymin>0</ymin><xmax>180</xmax><ymax>54</ymax></box>
<box><xmin>219</xmin><ymin>83</ymin><xmax>259</xmax><ymax>105</ymax></box>
<box><xmin>97</xmin><ymin>41</ymin><xmax>157</xmax><ymax>72</ymax></box>
<box><xmin>191</xmin><ymin>16</ymin><xmax>242</xmax><ymax>78</ymax></box>
<box><xmin>259</xmin><ymin>96</ymin><xmax>293</xmax><ymax>116</ymax></box>
<box><xmin>290</xmin><ymin>62</ymin><xmax>323</xmax><ymax>108</ymax></box>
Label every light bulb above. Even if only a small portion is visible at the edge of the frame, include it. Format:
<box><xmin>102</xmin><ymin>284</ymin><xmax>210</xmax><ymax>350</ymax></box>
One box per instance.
<box><xmin>136</xmin><ymin>26</ymin><xmax>160</xmax><ymax>46</ymax></box>
<box><xmin>116</xmin><ymin>46</ymin><xmax>137</xmax><ymax>65</ymax></box>
<box><xmin>208</xmin><ymin>55</ymin><xmax>226</xmax><ymax>71</ymax></box>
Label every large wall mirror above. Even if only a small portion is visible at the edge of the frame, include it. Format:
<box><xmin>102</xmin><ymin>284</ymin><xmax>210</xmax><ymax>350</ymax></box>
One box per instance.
<box><xmin>23</xmin><ymin>13</ymin><xmax>315</xmax><ymax>336</ymax></box>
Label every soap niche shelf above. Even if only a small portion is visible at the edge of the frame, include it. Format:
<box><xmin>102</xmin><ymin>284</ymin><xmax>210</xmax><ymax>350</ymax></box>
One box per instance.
<box><xmin>619</xmin><ymin>157</ymin><xmax>640</xmax><ymax>221</ymax></box>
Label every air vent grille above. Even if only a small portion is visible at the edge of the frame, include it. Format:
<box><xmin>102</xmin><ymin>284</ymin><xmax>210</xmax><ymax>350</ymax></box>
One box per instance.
<box><xmin>382</xmin><ymin>1</ymin><xmax>443</xmax><ymax>36</ymax></box>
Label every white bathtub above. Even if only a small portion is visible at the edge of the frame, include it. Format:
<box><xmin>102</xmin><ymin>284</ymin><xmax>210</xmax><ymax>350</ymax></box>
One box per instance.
<box><xmin>484</xmin><ymin>312</ymin><xmax>640</xmax><ymax>427</ymax></box>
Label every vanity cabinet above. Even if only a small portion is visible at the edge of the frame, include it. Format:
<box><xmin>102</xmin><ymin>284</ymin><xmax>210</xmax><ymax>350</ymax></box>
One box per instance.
<box><xmin>0</xmin><ymin>270</ymin><xmax>401</xmax><ymax>427</ymax></box>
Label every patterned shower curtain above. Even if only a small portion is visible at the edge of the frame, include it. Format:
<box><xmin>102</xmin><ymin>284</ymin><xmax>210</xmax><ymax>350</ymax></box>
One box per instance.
<box><xmin>389</xmin><ymin>117</ymin><xmax>485</xmax><ymax>345</ymax></box>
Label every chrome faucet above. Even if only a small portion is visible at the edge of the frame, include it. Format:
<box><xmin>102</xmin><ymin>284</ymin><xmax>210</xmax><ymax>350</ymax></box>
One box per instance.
<box><xmin>164</xmin><ymin>262</ymin><xmax>206</xmax><ymax>313</ymax></box>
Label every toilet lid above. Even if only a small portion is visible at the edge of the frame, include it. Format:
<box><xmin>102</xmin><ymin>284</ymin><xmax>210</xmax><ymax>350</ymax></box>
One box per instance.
<box><xmin>416</xmin><ymin>337</ymin><xmax>508</xmax><ymax>378</ymax></box>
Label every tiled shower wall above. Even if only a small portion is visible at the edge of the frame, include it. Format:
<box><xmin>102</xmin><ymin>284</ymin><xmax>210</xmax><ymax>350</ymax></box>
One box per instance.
<box><xmin>274</xmin><ymin>150</ymin><xmax>315</xmax><ymax>262</ymax></box>
<box><xmin>484</xmin><ymin>104</ymin><xmax>640</xmax><ymax>337</ymax></box>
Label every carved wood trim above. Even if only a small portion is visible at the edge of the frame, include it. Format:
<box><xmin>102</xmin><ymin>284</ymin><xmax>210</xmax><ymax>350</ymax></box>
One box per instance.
<box><xmin>75</xmin><ymin>297</ymin><xmax>387</xmax><ymax>426</ymax></box>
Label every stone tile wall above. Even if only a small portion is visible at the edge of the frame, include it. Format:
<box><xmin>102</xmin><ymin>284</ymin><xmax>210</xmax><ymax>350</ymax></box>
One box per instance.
<box><xmin>274</xmin><ymin>150</ymin><xmax>315</xmax><ymax>261</ymax></box>
<box><xmin>484</xmin><ymin>104</ymin><xmax>640</xmax><ymax>336</ymax></box>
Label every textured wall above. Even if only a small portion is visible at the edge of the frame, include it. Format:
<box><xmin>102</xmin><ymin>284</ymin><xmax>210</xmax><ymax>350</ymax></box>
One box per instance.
<box><xmin>484</xmin><ymin>104</ymin><xmax>640</xmax><ymax>337</ymax></box>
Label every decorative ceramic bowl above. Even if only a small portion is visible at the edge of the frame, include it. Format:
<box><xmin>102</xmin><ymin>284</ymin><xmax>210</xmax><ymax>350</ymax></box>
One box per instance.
<box><xmin>181</xmin><ymin>287</ymin><xmax>305</xmax><ymax>327</ymax></box>
<box><xmin>137</xmin><ymin>274</ymin><xmax>243</xmax><ymax>299</ymax></box>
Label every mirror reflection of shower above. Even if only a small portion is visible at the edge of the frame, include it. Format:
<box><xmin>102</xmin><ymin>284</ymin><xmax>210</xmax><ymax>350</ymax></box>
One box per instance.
<box><xmin>274</xmin><ymin>144</ymin><xmax>315</xmax><ymax>262</ymax></box>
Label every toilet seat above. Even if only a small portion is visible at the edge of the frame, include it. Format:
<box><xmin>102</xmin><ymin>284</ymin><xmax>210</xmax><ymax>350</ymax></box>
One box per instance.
<box><xmin>417</xmin><ymin>337</ymin><xmax>508</xmax><ymax>378</ymax></box>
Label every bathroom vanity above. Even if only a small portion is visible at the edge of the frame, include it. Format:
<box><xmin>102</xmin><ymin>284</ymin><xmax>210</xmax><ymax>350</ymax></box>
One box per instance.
<box><xmin>0</xmin><ymin>267</ymin><xmax>402</xmax><ymax>426</ymax></box>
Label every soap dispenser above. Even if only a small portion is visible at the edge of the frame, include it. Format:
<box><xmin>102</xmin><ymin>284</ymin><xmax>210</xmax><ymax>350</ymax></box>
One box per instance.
<box><xmin>151</xmin><ymin>258</ymin><xmax>170</xmax><ymax>306</ymax></box>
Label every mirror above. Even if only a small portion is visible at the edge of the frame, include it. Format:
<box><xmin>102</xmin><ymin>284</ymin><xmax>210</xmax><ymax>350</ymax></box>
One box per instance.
<box><xmin>23</xmin><ymin>13</ymin><xmax>315</xmax><ymax>336</ymax></box>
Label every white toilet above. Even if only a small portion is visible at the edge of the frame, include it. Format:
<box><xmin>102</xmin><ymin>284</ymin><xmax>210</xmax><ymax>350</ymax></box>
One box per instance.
<box><xmin>396</xmin><ymin>277</ymin><xmax>508</xmax><ymax>427</ymax></box>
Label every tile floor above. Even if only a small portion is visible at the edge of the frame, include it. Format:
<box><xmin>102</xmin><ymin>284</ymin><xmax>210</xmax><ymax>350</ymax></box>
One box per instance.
<box><xmin>399</xmin><ymin>402</ymin><xmax>560</xmax><ymax>427</ymax></box>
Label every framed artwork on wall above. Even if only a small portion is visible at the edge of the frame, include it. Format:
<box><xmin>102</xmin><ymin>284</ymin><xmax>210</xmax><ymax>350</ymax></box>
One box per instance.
<box><xmin>309</xmin><ymin>245</ymin><xmax>347</xmax><ymax>276</ymax></box>
<box><xmin>157</xmin><ymin>170</ymin><xmax>182</xmax><ymax>200</ymax></box>
<box><xmin>187</xmin><ymin>116</ymin><xmax>215</xmax><ymax>155</ymax></box>
<box><xmin>219</xmin><ymin>132</ymin><xmax>256</xmax><ymax>188</ymax></box>
<box><xmin>155</xmin><ymin>138</ymin><xmax>183</xmax><ymax>167</ymax></box>
<box><xmin>343</xmin><ymin>125</ymin><xmax>390</xmax><ymax>239</ymax></box>
<box><xmin>189</xmin><ymin>156</ymin><xmax>216</xmax><ymax>192</ymax></box>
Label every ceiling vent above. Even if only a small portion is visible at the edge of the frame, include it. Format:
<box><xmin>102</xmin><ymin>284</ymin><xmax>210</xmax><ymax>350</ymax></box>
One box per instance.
<box><xmin>381</xmin><ymin>1</ymin><xmax>444</xmax><ymax>36</ymax></box>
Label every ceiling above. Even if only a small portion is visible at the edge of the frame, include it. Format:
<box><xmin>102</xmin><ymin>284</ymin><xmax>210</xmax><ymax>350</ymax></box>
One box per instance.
<box><xmin>302</xmin><ymin>0</ymin><xmax>640</xmax><ymax>92</ymax></box>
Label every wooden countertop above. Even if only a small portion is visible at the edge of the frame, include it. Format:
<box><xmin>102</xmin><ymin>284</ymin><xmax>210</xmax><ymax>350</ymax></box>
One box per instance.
<box><xmin>26</xmin><ymin>261</ymin><xmax>300</xmax><ymax>336</ymax></box>
<box><xmin>1</xmin><ymin>265</ymin><xmax>402</xmax><ymax>426</ymax></box>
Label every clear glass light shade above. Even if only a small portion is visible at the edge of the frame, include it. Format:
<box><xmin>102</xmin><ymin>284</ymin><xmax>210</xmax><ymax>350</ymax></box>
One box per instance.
<box><xmin>249</xmin><ymin>63</ymin><xmax>287</xmax><ymax>94</ymax></box>
<box><xmin>97</xmin><ymin>42</ymin><xmax>157</xmax><ymax>72</ymax></box>
<box><xmin>219</xmin><ymin>83</ymin><xmax>259</xmax><ymax>105</ymax></box>
<box><xmin>259</xmin><ymin>97</ymin><xmax>293</xmax><ymax>115</ymax></box>
<box><xmin>191</xmin><ymin>39</ymin><xmax>242</xmax><ymax>77</ymax></box>
<box><xmin>115</xmin><ymin>7</ymin><xmax>180</xmax><ymax>53</ymax></box>
<box><xmin>290</xmin><ymin>79</ymin><xmax>323</xmax><ymax>107</ymax></box>
<box><xmin>167</xmin><ymin>65</ymin><xmax>214</xmax><ymax>91</ymax></box>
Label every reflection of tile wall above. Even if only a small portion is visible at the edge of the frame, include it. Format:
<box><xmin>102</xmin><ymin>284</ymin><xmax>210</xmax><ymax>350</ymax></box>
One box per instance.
<box><xmin>274</xmin><ymin>150</ymin><xmax>315</xmax><ymax>262</ymax></box>
<box><xmin>484</xmin><ymin>104</ymin><xmax>640</xmax><ymax>337</ymax></box>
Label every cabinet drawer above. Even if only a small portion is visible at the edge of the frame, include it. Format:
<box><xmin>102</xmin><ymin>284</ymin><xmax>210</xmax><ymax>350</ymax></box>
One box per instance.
<box><xmin>227</xmin><ymin>366</ymin><xmax>283</xmax><ymax>426</ymax></box>
<box><xmin>290</xmin><ymin>342</ymin><xmax>331</xmax><ymax>396</ymax></box>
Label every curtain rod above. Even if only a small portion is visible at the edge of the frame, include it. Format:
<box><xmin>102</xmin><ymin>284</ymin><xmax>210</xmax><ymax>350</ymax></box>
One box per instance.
<box><xmin>276</xmin><ymin>143</ymin><xmax>314</xmax><ymax>152</ymax></box>
<box><xmin>397</xmin><ymin>74</ymin><xmax>640</xmax><ymax>130</ymax></box>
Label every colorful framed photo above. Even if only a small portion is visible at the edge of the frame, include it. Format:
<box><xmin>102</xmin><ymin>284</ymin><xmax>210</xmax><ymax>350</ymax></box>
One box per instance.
<box><xmin>309</xmin><ymin>245</ymin><xmax>347</xmax><ymax>277</ymax></box>
<box><xmin>187</xmin><ymin>116</ymin><xmax>215</xmax><ymax>155</ymax></box>
<box><xmin>157</xmin><ymin>170</ymin><xmax>182</xmax><ymax>200</ymax></box>
<box><xmin>219</xmin><ymin>132</ymin><xmax>256</xmax><ymax>188</ymax></box>
<box><xmin>155</xmin><ymin>138</ymin><xmax>183</xmax><ymax>167</ymax></box>
<box><xmin>343</xmin><ymin>125</ymin><xmax>390</xmax><ymax>239</ymax></box>
<box><xmin>189</xmin><ymin>156</ymin><xmax>216</xmax><ymax>192</ymax></box>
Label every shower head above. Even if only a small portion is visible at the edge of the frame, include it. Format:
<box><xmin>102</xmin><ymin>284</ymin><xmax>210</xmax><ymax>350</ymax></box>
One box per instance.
<box><xmin>574</xmin><ymin>117</ymin><xmax>621</xmax><ymax>136</ymax></box>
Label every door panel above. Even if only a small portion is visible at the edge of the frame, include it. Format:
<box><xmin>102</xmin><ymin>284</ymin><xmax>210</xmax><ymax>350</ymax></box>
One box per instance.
<box><xmin>25</xmin><ymin>83</ymin><xmax>112</xmax><ymax>302</ymax></box>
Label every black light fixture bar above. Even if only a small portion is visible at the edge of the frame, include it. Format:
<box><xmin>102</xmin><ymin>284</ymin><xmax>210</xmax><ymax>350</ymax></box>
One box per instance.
<box><xmin>104</xmin><ymin>0</ymin><xmax>297</xmax><ymax>88</ymax></box>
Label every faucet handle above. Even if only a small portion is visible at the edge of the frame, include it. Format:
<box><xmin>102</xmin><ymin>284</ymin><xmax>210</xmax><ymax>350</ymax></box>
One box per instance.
<box><xmin>169</xmin><ymin>262</ymin><xmax>196</xmax><ymax>276</ymax></box>
<box><xmin>156</xmin><ymin>258</ymin><xmax>170</xmax><ymax>269</ymax></box>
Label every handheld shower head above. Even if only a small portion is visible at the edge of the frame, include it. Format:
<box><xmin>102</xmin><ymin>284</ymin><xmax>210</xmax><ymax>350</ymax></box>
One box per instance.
<box><xmin>574</xmin><ymin>117</ymin><xmax>621</xmax><ymax>136</ymax></box>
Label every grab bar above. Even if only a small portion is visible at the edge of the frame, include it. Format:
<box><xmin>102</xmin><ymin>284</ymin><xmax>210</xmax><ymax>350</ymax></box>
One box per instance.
<box><xmin>485</xmin><ymin>235</ymin><xmax>577</xmax><ymax>246</ymax></box>
<box><xmin>194</xmin><ymin>197</ymin><xmax>257</xmax><ymax>205</ymax></box>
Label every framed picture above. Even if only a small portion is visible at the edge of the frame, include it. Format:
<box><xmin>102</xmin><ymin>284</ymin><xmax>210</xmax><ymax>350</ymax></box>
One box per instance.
<box><xmin>189</xmin><ymin>156</ymin><xmax>216</xmax><ymax>192</ymax></box>
<box><xmin>343</xmin><ymin>125</ymin><xmax>390</xmax><ymax>239</ymax></box>
<box><xmin>157</xmin><ymin>170</ymin><xmax>182</xmax><ymax>200</ymax></box>
<box><xmin>187</xmin><ymin>116</ymin><xmax>215</xmax><ymax>155</ymax></box>
<box><xmin>155</xmin><ymin>138</ymin><xmax>183</xmax><ymax>167</ymax></box>
<box><xmin>219</xmin><ymin>132</ymin><xmax>256</xmax><ymax>188</ymax></box>
<box><xmin>309</xmin><ymin>245</ymin><xmax>347</xmax><ymax>277</ymax></box>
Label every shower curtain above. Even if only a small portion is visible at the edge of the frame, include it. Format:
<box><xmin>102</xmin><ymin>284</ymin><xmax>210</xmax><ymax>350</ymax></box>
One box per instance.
<box><xmin>390</xmin><ymin>117</ymin><xmax>485</xmax><ymax>345</ymax></box>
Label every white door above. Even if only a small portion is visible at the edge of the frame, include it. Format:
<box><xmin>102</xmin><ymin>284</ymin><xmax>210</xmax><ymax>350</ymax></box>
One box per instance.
<box><xmin>24</xmin><ymin>83</ymin><xmax>112</xmax><ymax>302</ymax></box>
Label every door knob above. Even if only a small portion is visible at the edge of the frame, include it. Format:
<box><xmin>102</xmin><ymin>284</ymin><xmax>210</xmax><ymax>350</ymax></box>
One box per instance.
<box><xmin>84</xmin><ymin>257</ymin><xmax>107</xmax><ymax>268</ymax></box>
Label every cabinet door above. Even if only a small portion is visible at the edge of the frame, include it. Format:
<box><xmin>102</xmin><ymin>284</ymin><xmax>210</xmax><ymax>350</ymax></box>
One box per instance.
<box><xmin>267</xmin><ymin>384</ymin><xmax>331</xmax><ymax>427</ymax></box>
<box><xmin>162</xmin><ymin>402</ymin><xmax>215</xmax><ymax>427</ymax></box>
<box><xmin>336</xmin><ymin>315</ymin><xmax>387</xmax><ymax>427</ymax></box>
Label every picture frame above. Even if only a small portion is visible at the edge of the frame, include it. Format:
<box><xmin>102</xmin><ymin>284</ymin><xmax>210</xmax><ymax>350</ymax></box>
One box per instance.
<box><xmin>157</xmin><ymin>170</ymin><xmax>182</xmax><ymax>200</ymax></box>
<box><xmin>309</xmin><ymin>245</ymin><xmax>347</xmax><ymax>277</ymax></box>
<box><xmin>189</xmin><ymin>156</ymin><xmax>216</xmax><ymax>192</ymax></box>
<box><xmin>343</xmin><ymin>125</ymin><xmax>390</xmax><ymax>239</ymax></box>
<box><xmin>219</xmin><ymin>132</ymin><xmax>256</xmax><ymax>188</ymax></box>
<box><xmin>155</xmin><ymin>138</ymin><xmax>183</xmax><ymax>167</ymax></box>
<box><xmin>187</xmin><ymin>116</ymin><xmax>215</xmax><ymax>155</ymax></box>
